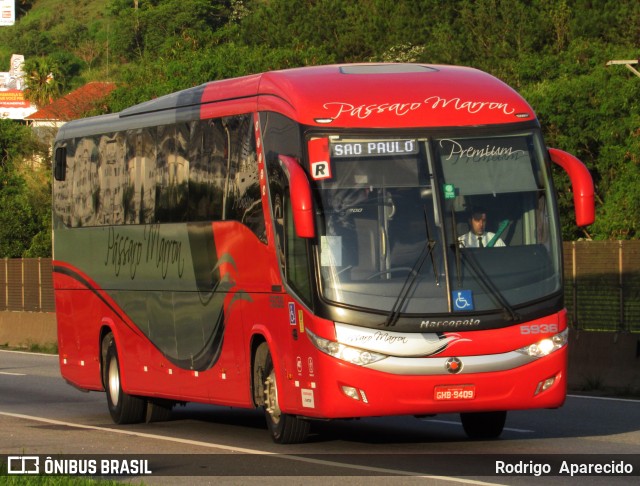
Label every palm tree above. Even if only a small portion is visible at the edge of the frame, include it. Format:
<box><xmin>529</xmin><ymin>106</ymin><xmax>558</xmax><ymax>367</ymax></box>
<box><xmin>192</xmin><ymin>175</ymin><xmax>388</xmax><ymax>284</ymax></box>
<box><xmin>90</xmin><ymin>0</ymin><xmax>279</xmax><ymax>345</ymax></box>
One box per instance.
<box><xmin>23</xmin><ymin>58</ymin><xmax>62</xmax><ymax>109</ymax></box>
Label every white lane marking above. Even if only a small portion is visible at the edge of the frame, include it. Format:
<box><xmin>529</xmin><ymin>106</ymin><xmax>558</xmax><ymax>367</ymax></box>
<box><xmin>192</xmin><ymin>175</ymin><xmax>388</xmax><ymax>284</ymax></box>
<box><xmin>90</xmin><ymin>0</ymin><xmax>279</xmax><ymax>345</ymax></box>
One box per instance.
<box><xmin>421</xmin><ymin>394</ymin><xmax>640</xmax><ymax>432</ymax></box>
<box><xmin>0</xmin><ymin>349</ymin><xmax>58</xmax><ymax>357</ymax></box>
<box><xmin>0</xmin><ymin>410</ymin><xmax>504</xmax><ymax>485</ymax></box>
<box><xmin>421</xmin><ymin>419</ymin><xmax>533</xmax><ymax>434</ymax></box>
<box><xmin>0</xmin><ymin>349</ymin><xmax>56</xmax><ymax>375</ymax></box>
<box><xmin>568</xmin><ymin>394</ymin><xmax>640</xmax><ymax>404</ymax></box>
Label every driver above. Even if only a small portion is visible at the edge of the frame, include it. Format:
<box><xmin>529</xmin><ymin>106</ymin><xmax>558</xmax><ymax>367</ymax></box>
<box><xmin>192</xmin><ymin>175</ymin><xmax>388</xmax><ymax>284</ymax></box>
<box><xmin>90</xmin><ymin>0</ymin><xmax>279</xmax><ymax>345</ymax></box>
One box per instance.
<box><xmin>459</xmin><ymin>207</ymin><xmax>505</xmax><ymax>248</ymax></box>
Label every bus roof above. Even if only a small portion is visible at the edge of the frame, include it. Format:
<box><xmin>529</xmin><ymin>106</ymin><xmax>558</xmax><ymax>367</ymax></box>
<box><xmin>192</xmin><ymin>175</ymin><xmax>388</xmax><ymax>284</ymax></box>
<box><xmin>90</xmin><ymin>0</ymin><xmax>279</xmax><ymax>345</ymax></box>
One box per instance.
<box><xmin>57</xmin><ymin>64</ymin><xmax>536</xmax><ymax>140</ymax></box>
<box><xmin>254</xmin><ymin>64</ymin><xmax>536</xmax><ymax>128</ymax></box>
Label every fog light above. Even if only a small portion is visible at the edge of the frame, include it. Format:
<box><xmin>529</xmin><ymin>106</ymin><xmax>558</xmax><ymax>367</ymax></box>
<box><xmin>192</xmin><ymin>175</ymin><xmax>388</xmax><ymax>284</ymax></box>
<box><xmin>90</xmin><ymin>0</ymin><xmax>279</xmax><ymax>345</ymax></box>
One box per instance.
<box><xmin>342</xmin><ymin>386</ymin><xmax>360</xmax><ymax>401</ymax></box>
<box><xmin>535</xmin><ymin>376</ymin><xmax>557</xmax><ymax>395</ymax></box>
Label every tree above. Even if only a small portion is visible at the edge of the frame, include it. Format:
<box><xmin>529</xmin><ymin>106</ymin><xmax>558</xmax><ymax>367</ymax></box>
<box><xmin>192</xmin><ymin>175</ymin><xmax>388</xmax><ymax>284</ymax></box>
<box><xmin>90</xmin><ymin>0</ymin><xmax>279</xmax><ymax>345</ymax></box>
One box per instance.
<box><xmin>23</xmin><ymin>57</ymin><xmax>62</xmax><ymax>108</ymax></box>
<box><xmin>1</xmin><ymin>124</ymin><xmax>21</xmax><ymax>169</ymax></box>
<box><xmin>522</xmin><ymin>39</ymin><xmax>640</xmax><ymax>239</ymax></box>
<box><xmin>108</xmin><ymin>0</ymin><xmax>231</xmax><ymax>62</ymax></box>
<box><xmin>2</xmin><ymin>0</ymin><xmax>640</xmax><ymax>241</ymax></box>
<box><xmin>0</xmin><ymin>190</ymin><xmax>40</xmax><ymax>257</ymax></box>
<box><xmin>0</xmin><ymin>120</ymin><xmax>50</xmax><ymax>257</ymax></box>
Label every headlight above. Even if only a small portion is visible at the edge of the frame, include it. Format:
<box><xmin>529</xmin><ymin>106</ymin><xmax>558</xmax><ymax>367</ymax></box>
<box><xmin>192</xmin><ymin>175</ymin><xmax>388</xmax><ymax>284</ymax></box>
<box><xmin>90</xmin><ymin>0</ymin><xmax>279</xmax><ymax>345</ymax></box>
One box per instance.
<box><xmin>517</xmin><ymin>328</ymin><xmax>568</xmax><ymax>358</ymax></box>
<box><xmin>307</xmin><ymin>328</ymin><xmax>387</xmax><ymax>366</ymax></box>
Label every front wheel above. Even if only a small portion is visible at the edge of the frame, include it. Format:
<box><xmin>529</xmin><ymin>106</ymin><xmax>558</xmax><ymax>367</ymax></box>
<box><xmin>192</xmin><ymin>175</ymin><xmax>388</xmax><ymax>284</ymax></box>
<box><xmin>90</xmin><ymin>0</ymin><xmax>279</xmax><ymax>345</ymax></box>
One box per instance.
<box><xmin>103</xmin><ymin>334</ymin><xmax>146</xmax><ymax>424</ymax></box>
<box><xmin>460</xmin><ymin>411</ymin><xmax>507</xmax><ymax>439</ymax></box>
<box><xmin>146</xmin><ymin>399</ymin><xmax>174</xmax><ymax>423</ymax></box>
<box><xmin>261</xmin><ymin>347</ymin><xmax>310</xmax><ymax>444</ymax></box>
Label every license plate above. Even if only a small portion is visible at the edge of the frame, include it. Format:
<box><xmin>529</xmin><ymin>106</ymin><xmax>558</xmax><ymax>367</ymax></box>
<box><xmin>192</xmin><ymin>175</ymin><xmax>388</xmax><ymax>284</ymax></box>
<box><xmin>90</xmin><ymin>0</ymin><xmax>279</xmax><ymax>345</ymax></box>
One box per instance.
<box><xmin>434</xmin><ymin>384</ymin><xmax>476</xmax><ymax>401</ymax></box>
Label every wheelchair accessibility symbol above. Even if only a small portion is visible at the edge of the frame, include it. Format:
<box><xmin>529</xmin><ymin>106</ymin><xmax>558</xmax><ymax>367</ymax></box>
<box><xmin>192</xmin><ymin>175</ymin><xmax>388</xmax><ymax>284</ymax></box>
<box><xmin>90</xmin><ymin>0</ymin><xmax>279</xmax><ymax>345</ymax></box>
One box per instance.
<box><xmin>453</xmin><ymin>290</ymin><xmax>474</xmax><ymax>311</ymax></box>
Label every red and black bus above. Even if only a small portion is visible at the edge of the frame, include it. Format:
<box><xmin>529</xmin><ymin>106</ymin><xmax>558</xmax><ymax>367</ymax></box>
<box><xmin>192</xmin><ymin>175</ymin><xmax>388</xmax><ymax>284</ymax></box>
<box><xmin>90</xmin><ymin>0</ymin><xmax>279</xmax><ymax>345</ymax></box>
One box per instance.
<box><xmin>52</xmin><ymin>64</ymin><xmax>594</xmax><ymax>443</ymax></box>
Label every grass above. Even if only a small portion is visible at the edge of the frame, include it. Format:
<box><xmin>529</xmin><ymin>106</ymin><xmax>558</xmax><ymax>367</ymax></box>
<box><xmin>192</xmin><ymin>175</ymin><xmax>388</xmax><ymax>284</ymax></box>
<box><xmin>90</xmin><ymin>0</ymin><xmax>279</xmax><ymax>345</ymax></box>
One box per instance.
<box><xmin>0</xmin><ymin>342</ymin><xmax>58</xmax><ymax>354</ymax></box>
<box><xmin>25</xmin><ymin>341</ymin><xmax>58</xmax><ymax>354</ymax></box>
<box><xmin>2</xmin><ymin>476</ymin><xmax>128</xmax><ymax>486</ymax></box>
<box><xmin>1</xmin><ymin>463</ymin><xmax>141</xmax><ymax>485</ymax></box>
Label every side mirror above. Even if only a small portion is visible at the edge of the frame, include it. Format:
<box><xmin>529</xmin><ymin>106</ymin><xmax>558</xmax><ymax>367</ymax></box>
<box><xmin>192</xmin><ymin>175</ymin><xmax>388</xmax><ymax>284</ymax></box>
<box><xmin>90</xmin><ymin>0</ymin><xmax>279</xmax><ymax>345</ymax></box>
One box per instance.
<box><xmin>548</xmin><ymin>148</ymin><xmax>595</xmax><ymax>227</ymax></box>
<box><xmin>54</xmin><ymin>146</ymin><xmax>67</xmax><ymax>181</ymax></box>
<box><xmin>278</xmin><ymin>155</ymin><xmax>315</xmax><ymax>238</ymax></box>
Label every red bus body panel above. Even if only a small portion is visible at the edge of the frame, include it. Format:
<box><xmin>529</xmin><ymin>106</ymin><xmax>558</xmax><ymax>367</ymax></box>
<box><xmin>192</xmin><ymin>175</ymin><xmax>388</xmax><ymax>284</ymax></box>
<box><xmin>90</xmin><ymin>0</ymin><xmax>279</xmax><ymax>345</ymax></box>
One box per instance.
<box><xmin>199</xmin><ymin>65</ymin><xmax>535</xmax><ymax>128</ymax></box>
<box><xmin>52</xmin><ymin>64</ymin><xmax>581</xmax><ymax>429</ymax></box>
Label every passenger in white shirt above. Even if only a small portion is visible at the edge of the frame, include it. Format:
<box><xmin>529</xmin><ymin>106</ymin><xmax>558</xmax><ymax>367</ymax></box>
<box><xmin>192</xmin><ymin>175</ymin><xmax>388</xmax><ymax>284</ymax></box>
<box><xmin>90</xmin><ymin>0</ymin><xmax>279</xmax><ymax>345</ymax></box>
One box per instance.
<box><xmin>458</xmin><ymin>208</ymin><xmax>505</xmax><ymax>248</ymax></box>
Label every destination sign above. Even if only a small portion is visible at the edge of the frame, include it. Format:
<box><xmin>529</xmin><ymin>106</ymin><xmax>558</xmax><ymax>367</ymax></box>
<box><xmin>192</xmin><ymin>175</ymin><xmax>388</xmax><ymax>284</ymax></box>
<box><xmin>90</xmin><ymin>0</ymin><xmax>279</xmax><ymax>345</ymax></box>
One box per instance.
<box><xmin>331</xmin><ymin>140</ymin><xmax>419</xmax><ymax>158</ymax></box>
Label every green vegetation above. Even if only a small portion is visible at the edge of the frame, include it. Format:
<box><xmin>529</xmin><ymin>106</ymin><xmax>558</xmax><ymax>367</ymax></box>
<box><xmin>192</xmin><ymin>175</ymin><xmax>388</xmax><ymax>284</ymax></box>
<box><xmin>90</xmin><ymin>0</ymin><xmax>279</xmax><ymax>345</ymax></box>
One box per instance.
<box><xmin>1</xmin><ymin>0</ymin><xmax>640</xmax><ymax>256</ymax></box>
<box><xmin>26</xmin><ymin>340</ymin><xmax>59</xmax><ymax>354</ymax></box>
<box><xmin>0</xmin><ymin>342</ymin><xmax>58</xmax><ymax>353</ymax></box>
<box><xmin>1</xmin><ymin>475</ymin><xmax>125</xmax><ymax>485</ymax></box>
<box><xmin>0</xmin><ymin>119</ymin><xmax>50</xmax><ymax>257</ymax></box>
<box><xmin>0</xmin><ymin>460</ymin><xmax>143</xmax><ymax>484</ymax></box>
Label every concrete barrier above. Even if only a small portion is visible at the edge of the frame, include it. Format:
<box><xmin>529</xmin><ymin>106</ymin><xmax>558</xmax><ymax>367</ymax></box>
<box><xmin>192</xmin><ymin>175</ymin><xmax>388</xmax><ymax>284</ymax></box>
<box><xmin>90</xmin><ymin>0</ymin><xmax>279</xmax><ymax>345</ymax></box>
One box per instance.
<box><xmin>568</xmin><ymin>329</ymin><xmax>640</xmax><ymax>393</ymax></box>
<box><xmin>0</xmin><ymin>311</ymin><xmax>57</xmax><ymax>349</ymax></box>
<box><xmin>1</xmin><ymin>311</ymin><xmax>638</xmax><ymax>395</ymax></box>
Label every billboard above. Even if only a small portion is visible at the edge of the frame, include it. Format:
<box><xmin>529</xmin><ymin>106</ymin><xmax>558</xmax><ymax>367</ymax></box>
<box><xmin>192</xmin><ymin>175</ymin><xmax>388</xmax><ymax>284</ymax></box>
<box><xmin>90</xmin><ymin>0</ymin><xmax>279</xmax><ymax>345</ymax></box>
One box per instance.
<box><xmin>1</xmin><ymin>54</ymin><xmax>37</xmax><ymax>119</ymax></box>
<box><xmin>0</xmin><ymin>0</ymin><xmax>15</xmax><ymax>27</ymax></box>
<box><xmin>0</xmin><ymin>88</ymin><xmax>36</xmax><ymax>119</ymax></box>
<box><xmin>0</xmin><ymin>90</ymin><xmax>29</xmax><ymax>108</ymax></box>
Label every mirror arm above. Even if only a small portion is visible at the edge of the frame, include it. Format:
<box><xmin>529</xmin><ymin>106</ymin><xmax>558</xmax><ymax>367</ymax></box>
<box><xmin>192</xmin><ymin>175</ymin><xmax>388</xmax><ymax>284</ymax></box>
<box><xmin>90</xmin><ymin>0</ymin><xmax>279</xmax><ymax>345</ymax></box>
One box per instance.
<box><xmin>548</xmin><ymin>148</ymin><xmax>595</xmax><ymax>227</ymax></box>
<box><xmin>278</xmin><ymin>155</ymin><xmax>315</xmax><ymax>238</ymax></box>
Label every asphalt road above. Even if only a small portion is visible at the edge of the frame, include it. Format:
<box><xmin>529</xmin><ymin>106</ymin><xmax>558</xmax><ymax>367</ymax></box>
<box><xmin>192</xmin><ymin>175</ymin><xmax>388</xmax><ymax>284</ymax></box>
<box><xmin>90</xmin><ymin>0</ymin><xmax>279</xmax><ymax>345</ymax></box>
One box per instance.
<box><xmin>1</xmin><ymin>349</ymin><xmax>639</xmax><ymax>485</ymax></box>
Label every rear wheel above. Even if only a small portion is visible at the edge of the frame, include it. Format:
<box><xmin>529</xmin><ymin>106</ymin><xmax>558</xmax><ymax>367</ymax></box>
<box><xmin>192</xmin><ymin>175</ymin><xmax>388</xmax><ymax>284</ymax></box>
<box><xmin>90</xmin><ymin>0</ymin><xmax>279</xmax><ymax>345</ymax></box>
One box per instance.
<box><xmin>460</xmin><ymin>411</ymin><xmax>507</xmax><ymax>439</ymax></box>
<box><xmin>103</xmin><ymin>334</ymin><xmax>146</xmax><ymax>424</ymax></box>
<box><xmin>259</xmin><ymin>345</ymin><xmax>310</xmax><ymax>444</ymax></box>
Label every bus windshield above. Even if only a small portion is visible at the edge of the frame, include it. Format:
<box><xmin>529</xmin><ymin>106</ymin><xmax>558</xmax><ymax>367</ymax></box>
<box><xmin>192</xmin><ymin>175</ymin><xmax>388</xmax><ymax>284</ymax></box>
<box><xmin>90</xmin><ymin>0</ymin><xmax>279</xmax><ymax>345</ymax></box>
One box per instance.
<box><xmin>311</xmin><ymin>132</ymin><xmax>561</xmax><ymax>316</ymax></box>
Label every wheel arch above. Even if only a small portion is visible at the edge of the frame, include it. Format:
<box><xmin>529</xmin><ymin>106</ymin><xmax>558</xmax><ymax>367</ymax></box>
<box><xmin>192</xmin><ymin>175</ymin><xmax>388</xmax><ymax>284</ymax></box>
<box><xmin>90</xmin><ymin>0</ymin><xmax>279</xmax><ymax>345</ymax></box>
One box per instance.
<box><xmin>249</xmin><ymin>327</ymin><xmax>282</xmax><ymax>408</ymax></box>
<box><xmin>99</xmin><ymin>318</ymin><xmax>118</xmax><ymax>391</ymax></box>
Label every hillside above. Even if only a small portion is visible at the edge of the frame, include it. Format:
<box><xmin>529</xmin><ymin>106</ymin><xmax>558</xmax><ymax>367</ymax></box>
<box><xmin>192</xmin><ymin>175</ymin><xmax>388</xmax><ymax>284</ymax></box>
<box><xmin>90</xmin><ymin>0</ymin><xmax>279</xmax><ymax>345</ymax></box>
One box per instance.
<box><xmin>1</xmin><ymin>0</ymin><xmax>640</xmax><ymax>242</ymax></box>
<box><xmin>0</xmin><ymin>0</ymin><xmax>110</xmax><ymax>83</ymax></box>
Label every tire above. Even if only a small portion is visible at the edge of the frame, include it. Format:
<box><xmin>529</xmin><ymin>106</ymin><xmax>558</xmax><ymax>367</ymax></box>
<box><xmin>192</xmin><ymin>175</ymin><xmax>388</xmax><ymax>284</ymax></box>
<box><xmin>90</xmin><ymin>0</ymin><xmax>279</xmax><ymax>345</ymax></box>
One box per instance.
<box><xmin>260</xmin><ymin>346</ymin><xmax>310</xmax><ymax>444</ymax></box>
<box><xmin>460</xmin><ymin>411</ymin><xmax>507</xmax><ymax>439</ymax></box>
<box><xmin>145</xmin><ymin>399</ymin><xmax>174</xmax><ymax>423</ymax></box>
<box><xmin>103</xmin><ymin>334</ymin><xmax>146</xmax><ymax>424</ymax></box>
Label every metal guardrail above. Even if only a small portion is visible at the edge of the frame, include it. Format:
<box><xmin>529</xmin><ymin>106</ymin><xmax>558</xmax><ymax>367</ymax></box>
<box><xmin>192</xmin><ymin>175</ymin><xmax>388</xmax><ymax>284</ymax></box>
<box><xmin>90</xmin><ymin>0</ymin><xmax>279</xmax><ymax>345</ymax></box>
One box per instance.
<box><xmin>564</xmin><ymin>241</ymin><xmax>640</xmax><ymax>332</ymax></box>
<box><xmin>0</xmin><ymin>258</ymin><xmax>54</xmax><ymax>312</ymax></box>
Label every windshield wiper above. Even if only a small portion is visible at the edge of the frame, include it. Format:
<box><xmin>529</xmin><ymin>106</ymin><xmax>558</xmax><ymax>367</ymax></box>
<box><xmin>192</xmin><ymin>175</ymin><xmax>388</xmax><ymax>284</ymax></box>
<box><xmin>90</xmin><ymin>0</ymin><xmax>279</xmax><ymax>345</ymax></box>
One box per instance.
<box><xmin>457</xmin><ymin>249</ymin><xmax>519</xmax><ymax>321</ymax></box>
<box><xmin>384</xmin><ymin>206</ymin><xmax>437</xmax><ymax>327</ymax></box>
<box><xmin>448</xmin><ymin>207</ymin><xmax>518</xmax><ymax>321</ymax></box>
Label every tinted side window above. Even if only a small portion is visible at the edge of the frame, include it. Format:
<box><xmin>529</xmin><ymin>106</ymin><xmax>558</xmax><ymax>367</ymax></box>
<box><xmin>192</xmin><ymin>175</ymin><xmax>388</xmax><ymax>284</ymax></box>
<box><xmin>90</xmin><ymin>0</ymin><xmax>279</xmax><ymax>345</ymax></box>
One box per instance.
<box><xmin>53</xmin><ymin>140</ymin><xmax>74</xmax><ymax>228</ymax></box>
<box><xmin>55</xmin><ymin>114</ymin><xmax>265</xmax><ymax>240</ymax></box>
<box><xmin>156</xmin><ymin>124</ymin><xmax>189</xmax><ymax>222</ymax></box>
<box><xmin>189</xmin><ymin>119</ymin><xmax>226</xmax><ymax>221</ymax></box>
<box><xmin>124</xmin><ymin>128</ymin><xmax>157</xmax><ymax>224</ymax></box>
<box><xmin>224</xmin><ymin>115</ymin><xmax>265</xmax><ymax>243</ymax></box>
